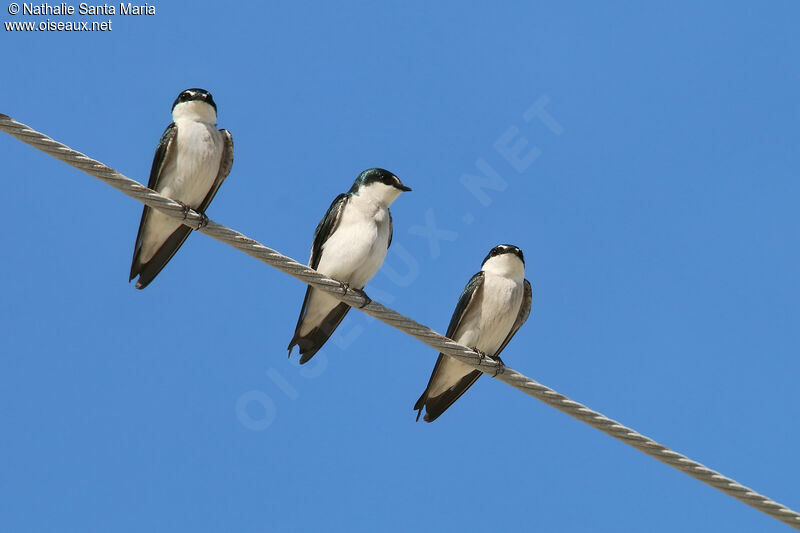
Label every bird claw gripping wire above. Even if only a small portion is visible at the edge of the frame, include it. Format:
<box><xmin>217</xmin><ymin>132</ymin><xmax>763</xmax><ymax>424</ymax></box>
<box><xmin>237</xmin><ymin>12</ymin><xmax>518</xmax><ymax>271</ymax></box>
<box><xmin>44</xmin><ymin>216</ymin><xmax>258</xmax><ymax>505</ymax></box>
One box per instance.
<box><xmin>176</xmin><ymin>200</ymin><xmax>191</xmax><ymax>220</ymax></box>
<box><xmin>340</xmin><ymin>282</ymin><xmax>371</xmax><ymax>308</ymax></box>
<box><xmin>473</xmin><ymin>348</ymin><xmax>504</xmax><ymax>377</ymax></box>
<box><xmin>175</xmin><ymin>201</ymin><xmax>208</xmax><ymax>230</ymax></box>
<box><xmin>492</xmin><ymin>355</ymin><xmax>506</xmax><ymax>377</ymax></box>
<box><xmin>197</xmin><ymin>211</ymin><xmax>209</xmax><ymax>230</ymax></box>
<box><xmin>473</xmin><ymin>348</ymin><xmax>488</xmax><ymax>364</ymax></box>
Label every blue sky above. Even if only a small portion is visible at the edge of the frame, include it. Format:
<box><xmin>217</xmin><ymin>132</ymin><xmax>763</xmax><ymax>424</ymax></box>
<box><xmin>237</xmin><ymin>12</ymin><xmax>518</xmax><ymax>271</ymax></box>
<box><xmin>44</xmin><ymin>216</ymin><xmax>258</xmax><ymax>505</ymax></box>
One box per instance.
<box><xmin>2</xmin><ymin>2</ymin><xmax>799</xmax><ymax>531</ymax></box>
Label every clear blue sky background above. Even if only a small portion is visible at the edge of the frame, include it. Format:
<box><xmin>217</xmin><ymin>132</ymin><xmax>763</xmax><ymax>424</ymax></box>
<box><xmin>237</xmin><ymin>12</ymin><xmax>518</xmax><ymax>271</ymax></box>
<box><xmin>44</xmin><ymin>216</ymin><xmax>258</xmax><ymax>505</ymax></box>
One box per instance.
<box><xmin>1</xmin><ymin>2</ymin><xmax>798</xmax><ymax>532</ymax></box>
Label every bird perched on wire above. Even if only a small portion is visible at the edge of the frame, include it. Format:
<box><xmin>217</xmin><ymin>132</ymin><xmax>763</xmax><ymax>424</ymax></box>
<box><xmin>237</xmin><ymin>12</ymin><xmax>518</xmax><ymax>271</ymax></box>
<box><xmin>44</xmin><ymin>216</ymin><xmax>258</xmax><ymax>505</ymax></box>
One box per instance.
<box><xmin>288</xmin><ymin>168</ymin><xmax>412</xmax><ymax>364</ymax></box>
<box><xmin>129</xmin><ymin>88</ymin><xmax>234</xmax><ymax>289</ymax></box>
<box><xmin>414</xmin><ymin>244</ymin><xmax>532</xmax><ymax>422</ymax></box>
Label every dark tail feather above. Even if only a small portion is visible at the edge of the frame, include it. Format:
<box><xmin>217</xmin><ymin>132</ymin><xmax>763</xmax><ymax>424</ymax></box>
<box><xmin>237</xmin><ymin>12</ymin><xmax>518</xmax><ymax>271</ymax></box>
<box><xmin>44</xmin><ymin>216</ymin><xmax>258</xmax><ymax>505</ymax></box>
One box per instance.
<box><xmin>287</xmin><ymin>302</ymin><xmax>350</xmax><ymax>364</ymax></box>
<box><xmin>414</xmin><ymin>392</ymin><xmax>426</xmax><ymax>422</ymax></box>
<box><xmin>130</xmin><ymin>225</ymin><xmax>193</xmax><ymax>289</ymax></box>
<box><xmin>416</xmin><ymin>370</ymin><xmax>483</xmax><ymax>423</ymax></box>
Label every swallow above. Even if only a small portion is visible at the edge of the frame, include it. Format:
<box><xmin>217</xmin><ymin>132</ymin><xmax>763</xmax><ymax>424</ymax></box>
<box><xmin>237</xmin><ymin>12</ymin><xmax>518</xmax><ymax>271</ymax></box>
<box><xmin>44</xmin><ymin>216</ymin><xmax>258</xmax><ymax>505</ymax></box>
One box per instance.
<box><xmin>129</xmin><ymin>88</ymin><xmax>233</xmax><ymax>289</ymax></box>
<box><xmin>288</xmin><ymin>168</ymin><xmax>411</xmax><ymax>363</ymax></box>
<box><xmin>414</xmin><ymin>244</ymin><xmax>532</xmax><ymax>422</ymax></box>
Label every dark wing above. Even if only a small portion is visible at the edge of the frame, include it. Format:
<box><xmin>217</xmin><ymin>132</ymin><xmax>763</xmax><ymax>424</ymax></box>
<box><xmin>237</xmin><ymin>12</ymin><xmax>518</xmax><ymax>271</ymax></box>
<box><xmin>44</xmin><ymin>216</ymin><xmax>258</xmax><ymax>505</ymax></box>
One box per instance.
<box><xmin>388</xmin><ymin>209</ymin><xmax>393</xmax><ymax>248</ymax></box>
<box><xmin>309</xmin><ymin>193</ymin><xmax>349</xmax><ymax>269</ymax></box>
<box><xmin>493</xmin><ymin>279</ymin><xmax>532</xmax><ymax>357</ymax></box>
<box><xmin>196</xmin><ymin>128</ymin><xmax>233</xmax><ymax>214</ymax></box>
<box><xmin>414</xmin><ymin>272</ymin><xmax>485</xmax><ymax>422</ymax></box>
<box><xmin>287</xmin><ymin>194</ymin><xmax>351</xmax><ymax>362</ymax></box>
<box><xmin>129</xmin><ymin>123</ymin><xmax>178</xmax><ymax>288</ymax></box>
<box><xmin>443</xmin><ymin>271</ymin><xmax>485</xmax><ymax>339</ymax></box>
<box><xmin>146</xmin><ymin>122</ymin><xmax>177</xmax><ymax>190</ymax></box>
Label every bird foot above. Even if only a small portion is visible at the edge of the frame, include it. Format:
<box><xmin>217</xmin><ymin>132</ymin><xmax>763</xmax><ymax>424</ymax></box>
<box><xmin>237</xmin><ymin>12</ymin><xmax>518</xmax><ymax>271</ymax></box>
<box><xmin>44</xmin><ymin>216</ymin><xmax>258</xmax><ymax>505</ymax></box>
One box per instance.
<box><xmin>472</xmin><ymin>348</ymin><xmax>488</xmax><ymax>363</ymax></box>
<box><xmin>340</xmin><ymin>282</ymin><xmax>371</xmax><ymax>308</ymax></box>
<box><xmin>472</xmin><ymin>348</ymin><xmax>504</xmax><ymax>376</ymax></box>
<box><xmin>492</xmin><ymin>355</ymin><xmax>506</xmax><ymax>377</ymax></box>
<box><xmin>176</xmin><ymin>200</ymin><xmax>191</xmax><ymax>220</ymax></box>
<box><xmin>197</xmin><ymin>211</ymin><xmax>209</xmax><ymax>230</ymax></box>
<box><xmin>175</xmin><ymin>201</ymin><xmax>207</xmax><ymax>230</ymax></box>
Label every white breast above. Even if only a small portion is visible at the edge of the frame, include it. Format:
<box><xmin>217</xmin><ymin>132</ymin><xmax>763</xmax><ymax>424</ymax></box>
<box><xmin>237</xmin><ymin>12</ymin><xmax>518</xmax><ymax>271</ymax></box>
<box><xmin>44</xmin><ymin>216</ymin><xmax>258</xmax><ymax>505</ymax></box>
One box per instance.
<box><xmin>158</xmin><ymin>119</ymin><xmax>223</xmax><ymax>205</ymax></box>
<box><xmin>297</xmin><ymin>196</ymin><xmax>392</xmax><ymax>336</ymax></box>
<box><xmin>456</xmin><ymin>273</ymin><xmax>524</xmax><ymax>354</ymax></box>
<box><xmin>315</xmin><ymin>194</ymin><xmax>392</xmax><ymax>288</ymax></box>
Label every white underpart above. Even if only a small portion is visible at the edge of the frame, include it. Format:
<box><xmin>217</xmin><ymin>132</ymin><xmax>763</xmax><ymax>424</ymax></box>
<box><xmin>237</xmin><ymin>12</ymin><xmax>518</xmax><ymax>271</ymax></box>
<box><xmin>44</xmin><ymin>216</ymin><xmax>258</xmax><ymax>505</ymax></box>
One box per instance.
<box><xmin>299</xmin><ymin>182</ymin><xmax>403</xmax><ymax>335</ymax></box>
<box><xmin>428</xmin><ymin>252</ymin><xmax>526</xmax><ymax>398</ymax></box>
<box><xmin>138</xmin><ymin>100</ymin><xmax>223</xmax><ymax>263</ymax></box>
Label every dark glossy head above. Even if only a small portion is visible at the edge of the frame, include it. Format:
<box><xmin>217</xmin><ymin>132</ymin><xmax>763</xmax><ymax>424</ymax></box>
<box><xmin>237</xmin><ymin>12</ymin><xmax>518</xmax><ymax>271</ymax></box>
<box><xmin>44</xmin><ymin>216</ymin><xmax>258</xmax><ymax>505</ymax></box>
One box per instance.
<box><xmin>171</xmin><ymin>88</ymin><xmax>216</xmax><ymax>112</ymax></box>
<box><xmin>481</xmin><ymin>244</ymin><xmax>524</xmax><ymax>267</ymax></box>
<box><xmin>349</xmin><ymin>168</ymin><xmax>411</xmax><ymax>194</ymax></box>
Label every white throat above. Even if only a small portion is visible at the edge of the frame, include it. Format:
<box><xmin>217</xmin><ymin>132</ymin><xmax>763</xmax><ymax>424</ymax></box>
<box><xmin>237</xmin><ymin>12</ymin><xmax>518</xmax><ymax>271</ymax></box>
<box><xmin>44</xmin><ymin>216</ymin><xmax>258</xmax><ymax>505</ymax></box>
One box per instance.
<box><xmin>355</xmin><ymin>182</ymin><xmax>403</xmax><ymax>207</ymax></box>
<box><xmin>482</xmin><ymin>253</ymin><xmax>525</xmax><ymax>280</ymax></box>
<box><xmin>172</xmin><ymin>100</ymin><xmax>217</xmax><ymax>124</ymax></box>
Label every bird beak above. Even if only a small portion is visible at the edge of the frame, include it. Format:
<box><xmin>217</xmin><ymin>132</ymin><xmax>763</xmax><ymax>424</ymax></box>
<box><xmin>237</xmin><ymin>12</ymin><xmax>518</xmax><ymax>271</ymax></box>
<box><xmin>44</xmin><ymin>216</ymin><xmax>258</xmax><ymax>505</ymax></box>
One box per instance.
<box><xmin>398</xmin><ymin>184</ymin><xmax>412</xmax><ymax>192</ymax></box>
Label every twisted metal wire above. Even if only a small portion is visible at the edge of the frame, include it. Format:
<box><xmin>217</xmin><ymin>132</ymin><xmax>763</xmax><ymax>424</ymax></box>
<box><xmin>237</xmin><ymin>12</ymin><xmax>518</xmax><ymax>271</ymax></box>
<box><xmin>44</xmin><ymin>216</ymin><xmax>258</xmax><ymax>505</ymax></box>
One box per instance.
<box><xmin>2</xmin><ymin>112</ymin><xmax>798</xmax><ymax>529</ymax></box>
